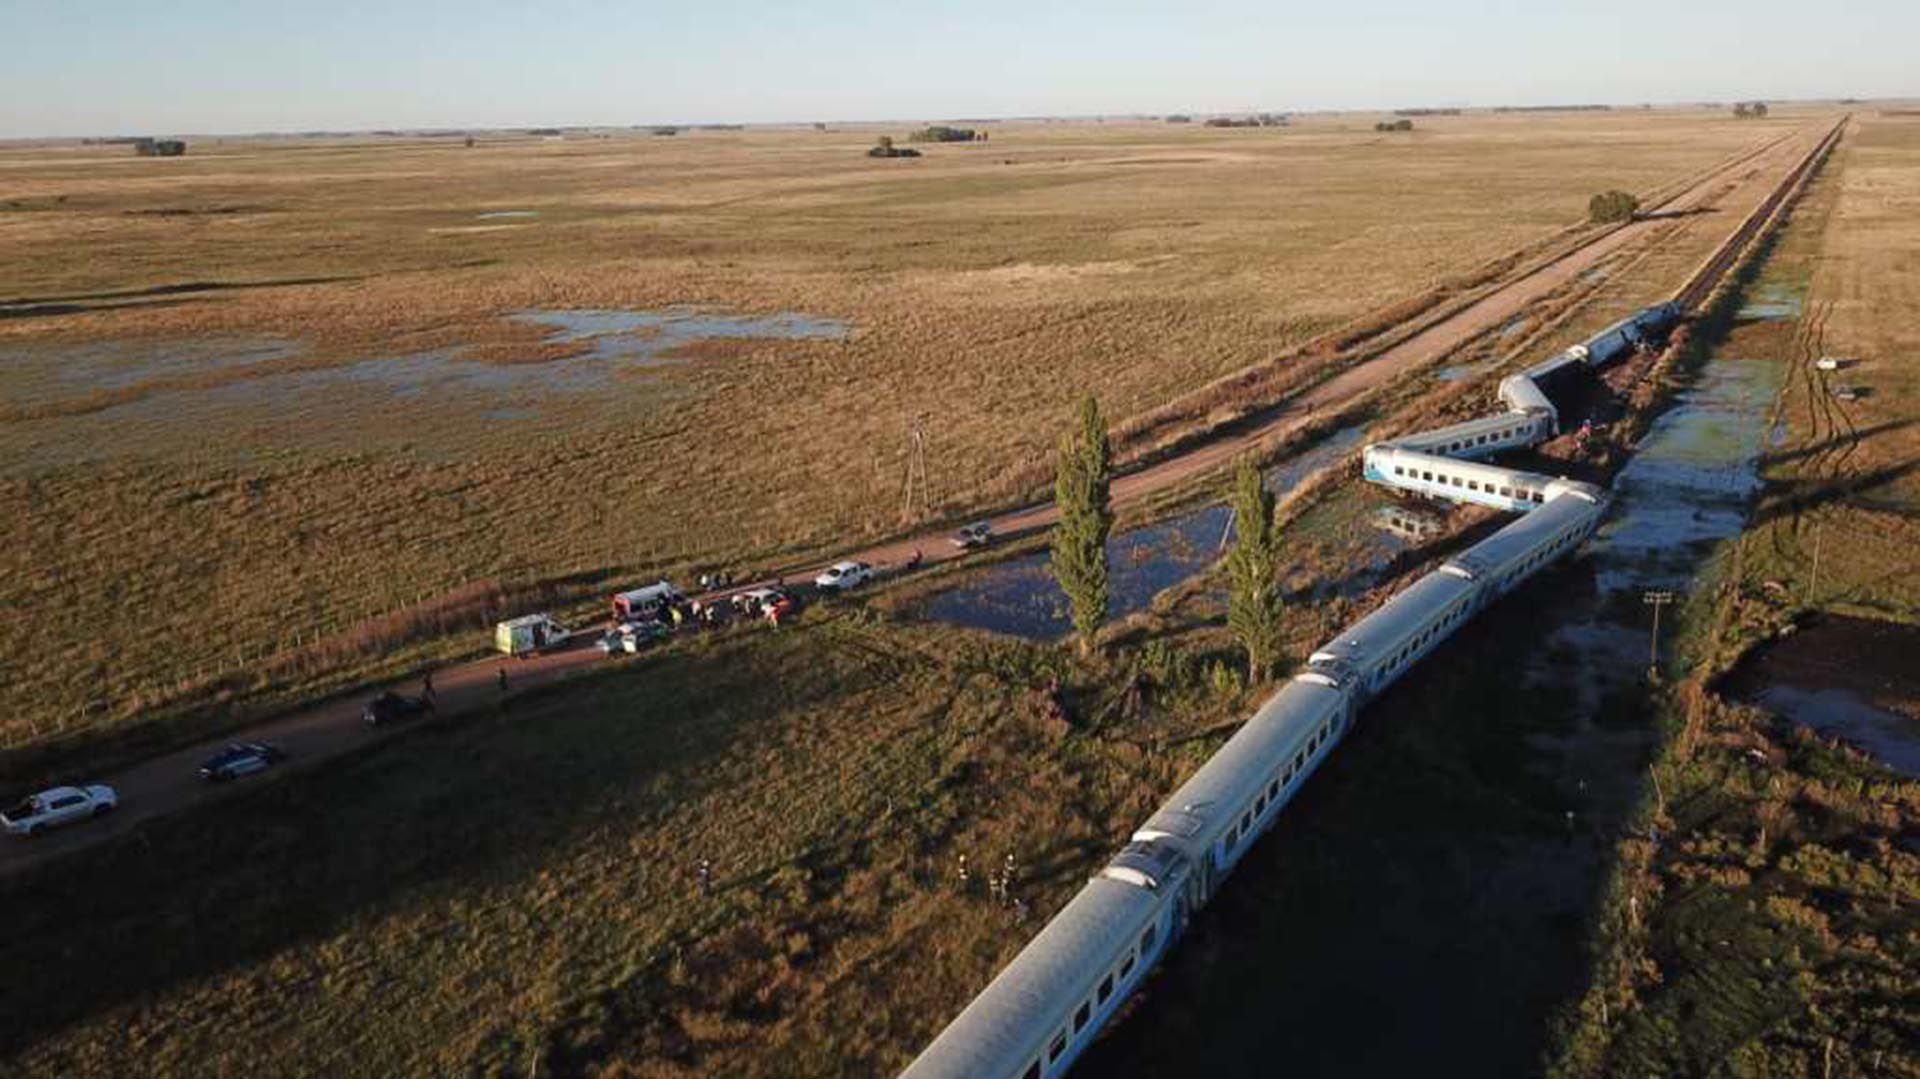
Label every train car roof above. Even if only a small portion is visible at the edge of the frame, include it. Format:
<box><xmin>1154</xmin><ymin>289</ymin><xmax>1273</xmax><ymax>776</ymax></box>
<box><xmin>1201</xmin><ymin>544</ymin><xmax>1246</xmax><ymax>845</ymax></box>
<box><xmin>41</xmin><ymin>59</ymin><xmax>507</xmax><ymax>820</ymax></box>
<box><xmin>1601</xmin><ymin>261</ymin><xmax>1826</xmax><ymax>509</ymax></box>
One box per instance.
<box><xmin>903</xmin><ymin>877</ymin><xmax>1164</xmax><ymax>1079</ymax></box>
<box><xmin>1145</xmin><ymin>679</ymin><xmax>1346</xmax><ymax>841</ymax></box>
<box><xmin>1375</xmin><ymin>411</ymin><xmax>1537</xmax><ymax>452</ymax></box>
<box><xmin>1313</xmin><ymin>569</ymin><xmax>1477</xmax><ymax>666</ymax></box>
<box><xmin>1443</xmin><ymin>493</ymin><xmax>1600</xmax><ymax>580</ymax></box>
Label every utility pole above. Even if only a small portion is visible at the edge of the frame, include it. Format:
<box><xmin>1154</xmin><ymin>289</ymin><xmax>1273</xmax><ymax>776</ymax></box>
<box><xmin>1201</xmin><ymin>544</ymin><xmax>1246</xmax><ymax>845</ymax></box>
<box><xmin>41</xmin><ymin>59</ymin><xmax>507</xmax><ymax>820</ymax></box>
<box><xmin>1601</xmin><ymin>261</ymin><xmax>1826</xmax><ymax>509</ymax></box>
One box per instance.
<box><xmin>1643</xmin><ymin>590</ymin><xmax>1676</xmax><ymax>683</ymax></box>
<box><xmin>901</xmin><ymin>421</ymin><xmax>931</xmax><ymax>523</ymax></box>
<box><xmin>1805</xmin><ymin>521</ymin><xmax>1823</xmax><ymax>608</ymax></box>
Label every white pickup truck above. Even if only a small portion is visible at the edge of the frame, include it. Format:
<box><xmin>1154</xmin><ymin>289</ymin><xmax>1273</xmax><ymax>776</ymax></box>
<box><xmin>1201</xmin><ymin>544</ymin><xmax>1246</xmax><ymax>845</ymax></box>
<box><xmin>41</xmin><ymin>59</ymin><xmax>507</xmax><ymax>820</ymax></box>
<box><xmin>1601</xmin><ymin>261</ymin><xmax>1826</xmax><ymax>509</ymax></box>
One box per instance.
<box><xmin>2</xmin><ymin>784</ymin><xmax>117</xmax><ymax>837</ymax></box>
<box><xmin>814</xmin><ymin>561</ymin><xmax>875</xmax><ymax>592</ymax></box>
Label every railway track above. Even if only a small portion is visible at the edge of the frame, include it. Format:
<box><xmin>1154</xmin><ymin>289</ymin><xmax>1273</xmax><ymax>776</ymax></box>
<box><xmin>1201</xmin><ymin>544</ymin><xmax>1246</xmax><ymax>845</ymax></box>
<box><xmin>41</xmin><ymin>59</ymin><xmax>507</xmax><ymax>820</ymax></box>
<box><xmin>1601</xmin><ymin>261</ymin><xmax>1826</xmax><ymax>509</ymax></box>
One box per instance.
<box><xmin>0</xmin><ymin>118</ymin><xmax>1846</xmax><ymax>882</ymax></box>
<box><xmin>1673</xmin><ymin>117</ymin><xmax>1848</xmax><ymax>314</ymax></box>
<box><xmin>905</xmin><ymin>117</ymin><xmax>1856</xmax><ymax>1079</ymax></box>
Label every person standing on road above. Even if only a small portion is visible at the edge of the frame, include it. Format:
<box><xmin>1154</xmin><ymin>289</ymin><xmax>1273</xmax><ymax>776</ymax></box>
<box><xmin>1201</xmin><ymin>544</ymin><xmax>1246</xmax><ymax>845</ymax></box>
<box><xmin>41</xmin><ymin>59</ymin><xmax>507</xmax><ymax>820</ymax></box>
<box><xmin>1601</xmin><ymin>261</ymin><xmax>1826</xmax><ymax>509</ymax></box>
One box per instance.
<box><xmin>497</xmin><ymin>667</ymin><xmax>509</xmax><ymax>695</ymax></box>
<box><xmin>422</xmin><ymin>669</ymin><xmax>435</xmax><ymax>702</ymax></box>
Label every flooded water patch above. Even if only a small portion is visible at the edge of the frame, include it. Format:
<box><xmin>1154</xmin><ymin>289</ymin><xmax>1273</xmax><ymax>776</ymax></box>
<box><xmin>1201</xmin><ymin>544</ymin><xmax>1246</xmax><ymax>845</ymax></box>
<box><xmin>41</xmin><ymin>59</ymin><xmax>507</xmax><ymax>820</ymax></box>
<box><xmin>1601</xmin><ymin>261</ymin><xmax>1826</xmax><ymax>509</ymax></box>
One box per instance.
<box><xmin>920</xmin><ymin>426</ymin><xmax>1366</xmax><ymax>639</ymax></box>
<box><xmin>476</xmin><ymin>210</ymin><xmax>540</xmax><ymax>220</ymax></box>
<box><xmin>1735</xmin><ymin>281</ymin><xmax>1805</xmax><ymax>322</ymax></box>
<box><xmin>0</xmin><ymin>336</ymin><xmax>303</xmax><ymax>407</ymax></box>
<box><xmin>1436</xmin><ymin>361</ymin><xmax>1493</xmax><ymax>383</ymax></box>
<box><xmin>1751</xmin><ymin>686</ymin><xmax>1920</xmax><ymax>778</ymax></box>
<box><xmin>1591</xmin><ymin>356</ymin><xmax>1783</xmax><ymax>593</ymax></box>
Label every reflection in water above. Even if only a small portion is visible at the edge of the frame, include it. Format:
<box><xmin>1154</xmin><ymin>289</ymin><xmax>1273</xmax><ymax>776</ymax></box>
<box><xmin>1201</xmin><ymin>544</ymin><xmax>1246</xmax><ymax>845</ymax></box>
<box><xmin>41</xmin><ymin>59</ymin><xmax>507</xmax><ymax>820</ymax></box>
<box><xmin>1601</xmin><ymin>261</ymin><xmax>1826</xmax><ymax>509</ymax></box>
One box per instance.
<box><xmin>920</xmin><ymin>426</ymin><xmax>1366</xmax><ymax>639</ymax></box>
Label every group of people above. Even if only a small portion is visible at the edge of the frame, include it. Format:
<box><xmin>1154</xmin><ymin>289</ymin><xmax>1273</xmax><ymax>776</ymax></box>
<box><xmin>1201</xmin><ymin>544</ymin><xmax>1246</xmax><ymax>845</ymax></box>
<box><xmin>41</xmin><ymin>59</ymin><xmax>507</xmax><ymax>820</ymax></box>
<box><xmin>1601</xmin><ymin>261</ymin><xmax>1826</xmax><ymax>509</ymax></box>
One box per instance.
<box><xmin>957</xmin><ymin>851</ymin><xmax>1025</xmax><ymax>917</ymax></box>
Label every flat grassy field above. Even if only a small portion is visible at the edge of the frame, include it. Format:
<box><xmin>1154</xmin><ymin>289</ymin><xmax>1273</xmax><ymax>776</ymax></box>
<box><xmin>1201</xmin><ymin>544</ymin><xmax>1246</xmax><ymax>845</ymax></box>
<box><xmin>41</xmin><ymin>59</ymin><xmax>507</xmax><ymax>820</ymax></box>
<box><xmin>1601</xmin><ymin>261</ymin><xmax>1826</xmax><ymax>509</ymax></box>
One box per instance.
<box><xmin>1737</xmin><ymin>112</ymin><xmax>1920</xmax><ymax>624</ymax></box>
<box><xmin>0</xmin><ymin>110</ymin><xmax>1801</xmax><ymax>748</ymax></box>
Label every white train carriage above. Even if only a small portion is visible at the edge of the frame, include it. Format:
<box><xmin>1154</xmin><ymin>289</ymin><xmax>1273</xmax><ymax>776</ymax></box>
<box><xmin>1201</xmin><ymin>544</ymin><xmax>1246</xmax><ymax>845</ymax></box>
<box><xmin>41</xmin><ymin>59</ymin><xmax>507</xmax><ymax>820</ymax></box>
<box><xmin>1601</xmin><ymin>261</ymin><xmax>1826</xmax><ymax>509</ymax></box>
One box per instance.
<box><xmin>1309</xmin><ymin>566</ymin><xmax>1480</xmax><ymax>698</ymax></box>
<box><xmin>1362</xmin><ymin>445</ymin><xmax>1563</xmax><ymax>513</ymax></box>
<box><xmin>1495</xmin><ymin>371</ymin><xmax>1560</xmax><ymax>432</ymax></box>
<box><xmin>903</xmin><ymin>874</ymin><xmax>1179</xmax><ymax>1079</ymax></box>
<box><xmin>1135</xmin><ymin>676</ymin><xmax>1352</xmax><ymax>887</ymax></box>
<box><xmin>1382</xmin><ymin>410</ymin><xmax>1550</xmax><ymax>460</ymax></box>
<box><xmin>1440</xmin><ymin>489</ymin><xmax>1607</xmax><ymax>600</ymax></box>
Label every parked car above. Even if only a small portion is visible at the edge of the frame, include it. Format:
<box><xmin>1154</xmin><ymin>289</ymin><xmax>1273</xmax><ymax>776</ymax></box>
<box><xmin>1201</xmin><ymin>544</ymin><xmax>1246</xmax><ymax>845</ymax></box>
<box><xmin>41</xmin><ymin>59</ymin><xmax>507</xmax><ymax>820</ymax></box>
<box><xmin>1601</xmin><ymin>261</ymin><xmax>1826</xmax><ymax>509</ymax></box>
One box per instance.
<box><xmin>363</xmin><ymin>691</ymin><xmax>435</xmax><ymax>726</ymax></box>
<box><xmin>611</xmin><ymin>581</ymin><xmax>685</xmax><ymax>623</ymax></box>
<box><xmin>2</xmin><ymin>784</ymin><xmax>117</xmax><ymax>837</ymax></box>
<box><xmin>951</xmin><ymin>521</ymin><xmax>995</xmax><ymax>549</ymax></box>
<box><xmin>198</xmin><ymin>742</ymin><xmax>284</xmax><ymax>782</ymax></box>
<box><xmin>597</xmin><ymin>620</ymin><xmax>670</xmax><ymax>656</ymax></box>
<box><xmin>730</xmin><ymin>587</ymin><xmax>789</xmax><ymax>615</ymax></box>
<box><xmin>814</xmin><ymin>561</ymin><xmax>874</xmax><ymax>592</ymax></box>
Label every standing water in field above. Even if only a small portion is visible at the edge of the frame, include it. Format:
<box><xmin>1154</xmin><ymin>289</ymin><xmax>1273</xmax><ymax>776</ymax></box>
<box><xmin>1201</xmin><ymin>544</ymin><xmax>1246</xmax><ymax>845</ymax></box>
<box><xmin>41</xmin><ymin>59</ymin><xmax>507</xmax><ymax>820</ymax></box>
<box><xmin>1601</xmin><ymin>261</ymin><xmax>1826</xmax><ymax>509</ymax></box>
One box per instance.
<box><xmin>918</xmin><ymin>426</ymin><xmax>1367</xmax><ymax>638</ymax></box>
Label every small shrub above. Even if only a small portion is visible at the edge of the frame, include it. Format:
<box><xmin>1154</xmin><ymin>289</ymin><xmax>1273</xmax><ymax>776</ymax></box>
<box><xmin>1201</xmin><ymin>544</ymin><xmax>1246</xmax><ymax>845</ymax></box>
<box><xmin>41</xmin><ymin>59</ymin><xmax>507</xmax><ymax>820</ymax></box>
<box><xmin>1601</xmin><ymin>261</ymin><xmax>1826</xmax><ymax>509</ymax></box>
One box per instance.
<box><xmin>866</xmin><ymin>135</ymin><xmax>921</xmax><ymax>159</ymax></box>
<box><xmin>1588</xmin><ymin>189</ymin><xmax>1640</xmax><ymax>223</ymax></box>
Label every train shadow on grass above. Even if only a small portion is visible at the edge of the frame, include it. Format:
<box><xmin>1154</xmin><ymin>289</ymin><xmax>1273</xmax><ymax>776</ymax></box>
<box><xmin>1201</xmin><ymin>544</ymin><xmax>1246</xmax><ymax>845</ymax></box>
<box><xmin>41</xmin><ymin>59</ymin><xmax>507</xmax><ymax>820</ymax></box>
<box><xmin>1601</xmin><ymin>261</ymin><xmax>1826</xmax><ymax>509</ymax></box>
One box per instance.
<box><xmin>1079</xmin><ymin>558</ymin><xmax>1655</xmax><ymax>1078</ymax></box>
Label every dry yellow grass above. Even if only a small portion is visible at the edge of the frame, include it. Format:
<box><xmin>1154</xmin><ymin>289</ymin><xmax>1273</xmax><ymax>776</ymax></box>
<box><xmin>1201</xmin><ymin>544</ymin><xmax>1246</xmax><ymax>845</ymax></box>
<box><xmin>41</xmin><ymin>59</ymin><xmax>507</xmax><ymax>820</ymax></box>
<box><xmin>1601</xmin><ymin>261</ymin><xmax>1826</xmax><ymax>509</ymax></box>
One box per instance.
<box><xmin>1736</xmin><ymin>112</ymin><xmax>1920</xmax><ymax>620</ymax></box>
<box><xmin>0</xmin><ymin>110</ymin><xmax>1809</xmax><ymax>746</ymax></box>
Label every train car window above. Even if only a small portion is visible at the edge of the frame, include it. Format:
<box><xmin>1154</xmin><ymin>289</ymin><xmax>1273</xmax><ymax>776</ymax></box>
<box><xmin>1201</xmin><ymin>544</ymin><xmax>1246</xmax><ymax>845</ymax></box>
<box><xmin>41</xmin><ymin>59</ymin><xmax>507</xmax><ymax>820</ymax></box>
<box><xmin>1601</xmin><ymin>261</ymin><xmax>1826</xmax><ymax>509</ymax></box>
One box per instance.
<box><xmin>1098</xmin><ymin>974</ymin><xmax>1114</xmax><ymax>1005</ymax></box>
<box><xmin>1121</xmin><ymin>954</ymin><xmax>1136</xmax><ymax>979</ymax></box>
<box><xmin>1422</xmin><ymin>471</ymin><xmax>1433</xmax><ymax>482</ymax></box>
<box><xmin>1025</xmin><ymin>1063</ymin><xmax>1042</xmax><ymax>1079</ymax></box>
<box><xmin>1074</xmin><ymin>1002</ymin><xmax>1091</xmax><ymax>1033</ymax></box>
<box><xmin>1141</xmin><ymin>924</ymin><xmax>1157</xmax><ymax>953</ymax></box>
<box><xmin>1050</xmin><ymin>1032</ymin><xmax>1068</xmax><ymax>1062</ymax></box>
<box><xmin>1242</xmin><ymin>809</ymin><xmax>1254</xmax><ymax>833</ymax></box>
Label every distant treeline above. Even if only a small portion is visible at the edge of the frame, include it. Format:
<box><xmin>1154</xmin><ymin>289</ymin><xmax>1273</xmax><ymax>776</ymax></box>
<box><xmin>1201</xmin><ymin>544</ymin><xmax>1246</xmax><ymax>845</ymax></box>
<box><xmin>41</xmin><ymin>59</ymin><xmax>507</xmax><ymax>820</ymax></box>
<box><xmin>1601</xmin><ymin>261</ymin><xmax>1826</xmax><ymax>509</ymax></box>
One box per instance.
<box><xmin>1374</xmin><ymin>119</ymin><xmax>1415</xmax><ymax>132</ymax></box>
<box><xmin>1731</xmin><ymin>101</ymin><xmax>1770</xmax><ymax>118</ymax></box>
<box><xmin>1394</xmin><ymin>108</ymin><xmax>1460</xmax><ymax>117</ymax></box>
<box><xmin>1493</xmin><ymin>104</ymin><xmax>1613</xmax><ymax>113</ymax></box>
<box><xmin>1204</xmin><ymin>114</ymin><xmax>1288</xmax><ymax>128</ymax></box>
<box><xmin>907</xmin><ymin>125</ymin><xmax>985</xmax><ymax>142</ymax></box>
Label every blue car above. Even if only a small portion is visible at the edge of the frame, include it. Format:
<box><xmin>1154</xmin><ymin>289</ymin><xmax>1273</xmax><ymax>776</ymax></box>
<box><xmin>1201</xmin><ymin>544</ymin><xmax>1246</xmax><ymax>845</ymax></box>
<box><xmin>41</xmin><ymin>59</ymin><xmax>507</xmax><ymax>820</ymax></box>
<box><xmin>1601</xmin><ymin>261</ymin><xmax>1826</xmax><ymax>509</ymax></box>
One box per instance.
<box><xmin>198</xmin><ymin>742</ymin><xmax>283</xmax><ymax>782</ymax></box>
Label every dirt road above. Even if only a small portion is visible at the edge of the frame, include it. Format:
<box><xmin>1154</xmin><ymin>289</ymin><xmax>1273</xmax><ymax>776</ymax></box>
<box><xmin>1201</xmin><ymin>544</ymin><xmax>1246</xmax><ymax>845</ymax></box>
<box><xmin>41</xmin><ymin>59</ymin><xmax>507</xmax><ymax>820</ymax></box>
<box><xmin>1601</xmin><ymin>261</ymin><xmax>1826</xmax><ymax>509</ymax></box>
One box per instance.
<box><xmin>0</xmin><ymin>120</ymin><xmax>1835</xmax><ymax>878</ymax></box>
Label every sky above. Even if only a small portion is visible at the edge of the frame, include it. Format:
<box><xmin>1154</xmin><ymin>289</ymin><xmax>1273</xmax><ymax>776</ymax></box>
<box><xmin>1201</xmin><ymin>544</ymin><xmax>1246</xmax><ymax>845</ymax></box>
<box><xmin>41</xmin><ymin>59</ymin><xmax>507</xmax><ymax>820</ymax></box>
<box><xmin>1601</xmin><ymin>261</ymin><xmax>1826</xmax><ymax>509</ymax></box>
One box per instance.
<box><xmin>1</xmin><ymin>0</ymin><xmax>1913</xmax><ymax>138</ymax></box>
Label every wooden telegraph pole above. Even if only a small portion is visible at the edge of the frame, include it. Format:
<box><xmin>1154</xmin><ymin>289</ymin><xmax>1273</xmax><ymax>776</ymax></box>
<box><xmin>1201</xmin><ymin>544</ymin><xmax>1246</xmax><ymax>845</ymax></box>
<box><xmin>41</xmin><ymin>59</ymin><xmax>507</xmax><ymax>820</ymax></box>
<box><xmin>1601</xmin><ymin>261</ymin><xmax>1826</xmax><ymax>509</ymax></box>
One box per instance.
<box><xmin>1643</xmin><ymin>590</ymin><xmax>1676</xmax><ymax>683</ymax></box>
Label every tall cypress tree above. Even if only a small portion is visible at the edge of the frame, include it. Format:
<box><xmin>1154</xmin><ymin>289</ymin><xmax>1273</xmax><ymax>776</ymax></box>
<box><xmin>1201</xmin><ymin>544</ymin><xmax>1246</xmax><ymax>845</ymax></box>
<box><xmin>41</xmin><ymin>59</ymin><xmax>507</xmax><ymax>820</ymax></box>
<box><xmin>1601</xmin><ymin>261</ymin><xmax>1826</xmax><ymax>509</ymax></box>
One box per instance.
<box><xmin>1052</xmin><ymin>396</ymin><xmax>1113</xmax><ymax>655</ymax></box>
<box><xmin>1225</xmin><ymin>457</ymin><xmax>1284</xmax><ymax>680</ymax></box>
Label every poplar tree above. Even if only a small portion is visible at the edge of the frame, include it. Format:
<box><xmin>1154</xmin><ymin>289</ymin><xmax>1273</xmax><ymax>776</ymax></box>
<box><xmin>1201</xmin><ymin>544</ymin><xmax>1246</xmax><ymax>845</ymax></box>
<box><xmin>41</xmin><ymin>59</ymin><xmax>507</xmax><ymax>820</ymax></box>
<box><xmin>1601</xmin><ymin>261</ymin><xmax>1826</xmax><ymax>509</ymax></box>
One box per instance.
<box><xmin>1052</xmin><ymin>396</ymin><xmax>1113</xmax><ymax>655</ymax></box>
<box><xmin>1225</xmin><ymin>457</ymin><xmax>1284</xmax><ymax>680</ymax></box>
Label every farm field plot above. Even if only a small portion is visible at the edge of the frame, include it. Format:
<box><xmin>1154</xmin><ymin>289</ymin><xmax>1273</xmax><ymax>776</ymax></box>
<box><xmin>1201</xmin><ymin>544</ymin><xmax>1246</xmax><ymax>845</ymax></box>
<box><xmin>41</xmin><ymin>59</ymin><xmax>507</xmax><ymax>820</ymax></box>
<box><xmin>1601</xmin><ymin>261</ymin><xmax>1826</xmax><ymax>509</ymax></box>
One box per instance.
<box><xmin>1738</xmin><ymin>113</ymin><xmax>1920</xmax><ymax>622</ymax></box>
<box><xmin>0</xmin><ymin>112</ymin><xmax>1799</xmax><ymax>756</ymax></box>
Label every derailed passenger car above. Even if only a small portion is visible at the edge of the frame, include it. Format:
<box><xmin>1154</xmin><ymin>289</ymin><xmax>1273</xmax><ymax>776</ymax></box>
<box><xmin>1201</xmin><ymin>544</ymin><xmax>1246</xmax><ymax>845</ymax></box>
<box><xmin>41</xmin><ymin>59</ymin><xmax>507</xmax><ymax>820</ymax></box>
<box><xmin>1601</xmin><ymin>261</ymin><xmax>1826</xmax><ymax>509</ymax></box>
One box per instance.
<box><xmin>904</xmin><ymin>304</ymin><xmax>1677</xmax><ymax>1079</ymax></box>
